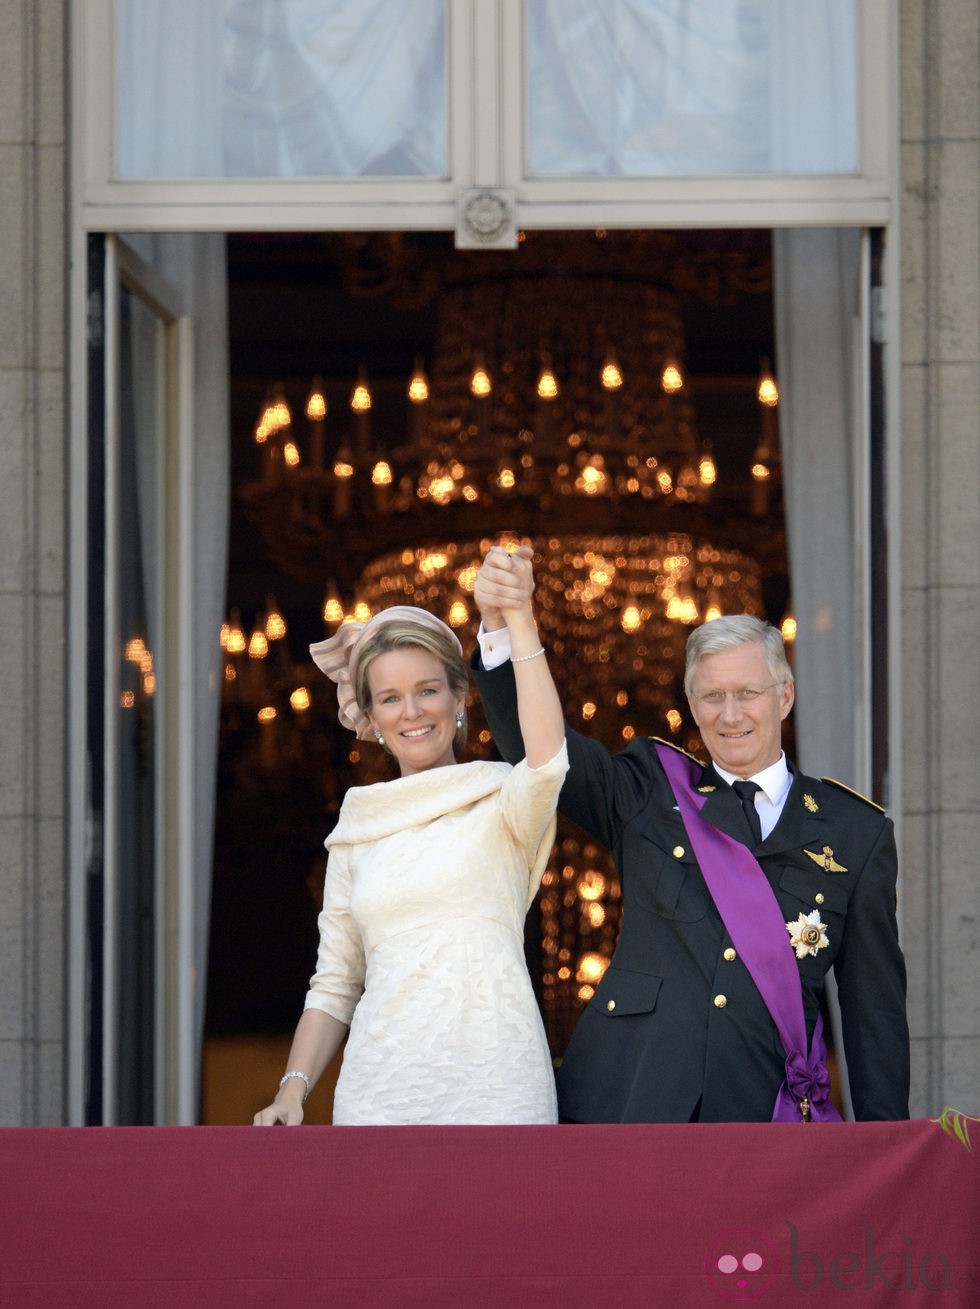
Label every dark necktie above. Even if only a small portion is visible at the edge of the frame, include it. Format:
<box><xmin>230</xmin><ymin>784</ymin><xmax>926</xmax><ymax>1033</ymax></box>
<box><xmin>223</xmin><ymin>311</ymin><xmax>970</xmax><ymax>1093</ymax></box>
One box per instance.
<box><xmin>732</xmin><ymin>779</ymin><xmax>763</xmax><ymax>847</ymax></box>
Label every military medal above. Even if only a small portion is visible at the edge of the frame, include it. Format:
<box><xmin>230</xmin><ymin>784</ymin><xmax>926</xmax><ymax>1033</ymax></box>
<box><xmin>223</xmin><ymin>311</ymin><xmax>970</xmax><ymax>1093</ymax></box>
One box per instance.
<box><xmin>786</xmin><ymin>910</ymin><xmax>829</xmax><ymax>958</ymax></box>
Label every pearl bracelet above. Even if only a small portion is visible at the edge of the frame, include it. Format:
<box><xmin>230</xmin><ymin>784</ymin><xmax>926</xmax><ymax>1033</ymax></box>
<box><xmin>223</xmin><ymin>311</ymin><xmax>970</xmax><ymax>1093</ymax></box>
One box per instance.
<box><xmin>279</xmin><ymin>1070</ymin><xmax>311</xmax><ymax>1102</ymax></box>
<box><xmin>511</xmin><ymin>647</ymin><xmax>545</xmax><ymax>663</ymax></box>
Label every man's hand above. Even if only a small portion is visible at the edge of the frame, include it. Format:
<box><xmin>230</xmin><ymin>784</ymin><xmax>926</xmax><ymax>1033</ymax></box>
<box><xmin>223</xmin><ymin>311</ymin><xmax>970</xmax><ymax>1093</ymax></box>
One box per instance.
<box><xmin>473</xmin><ymin>544</ymin><xmax>534</xmax><ymax>630</ymax></box>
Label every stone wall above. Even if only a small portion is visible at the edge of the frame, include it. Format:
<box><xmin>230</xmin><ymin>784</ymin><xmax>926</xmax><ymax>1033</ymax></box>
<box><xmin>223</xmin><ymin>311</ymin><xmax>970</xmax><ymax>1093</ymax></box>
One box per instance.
<box><xmin>0</xmin><ymin>0</ymin><xmax>67</xmax><ymax>1124</ymax></box>
<box><xmin>899</xmin><ymin>0</ymin><xmax>980</xmax><ymax>1117</ymax></box>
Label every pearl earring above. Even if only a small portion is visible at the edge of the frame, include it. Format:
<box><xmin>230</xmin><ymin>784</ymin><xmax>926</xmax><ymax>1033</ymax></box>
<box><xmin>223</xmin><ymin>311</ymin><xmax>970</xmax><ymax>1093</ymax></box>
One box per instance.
<box><xmin>455</xmin><ymin>712</ymin><xmax>464</xmax><ymax>729</ymax></box>
<box><xmin>374</xmin><ymin>729</ymin><xmax>385</xmax><ymax>746</ymax></box>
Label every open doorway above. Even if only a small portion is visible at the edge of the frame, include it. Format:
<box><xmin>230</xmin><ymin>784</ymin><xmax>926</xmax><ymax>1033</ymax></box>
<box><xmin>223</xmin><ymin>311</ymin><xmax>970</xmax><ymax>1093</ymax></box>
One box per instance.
<box><xmin>200</xmin><ymin>227</ymin><xmax>791</xmax><ymax>1124</ymax></box>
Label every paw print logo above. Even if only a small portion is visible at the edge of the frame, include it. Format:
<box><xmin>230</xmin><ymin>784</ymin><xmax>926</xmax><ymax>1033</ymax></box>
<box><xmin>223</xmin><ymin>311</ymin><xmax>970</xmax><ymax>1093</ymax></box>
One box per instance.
<box><xmin>704</xmin><ymin>1228</ymin><xmax>775</xmax><ymax>1300</ymax></box>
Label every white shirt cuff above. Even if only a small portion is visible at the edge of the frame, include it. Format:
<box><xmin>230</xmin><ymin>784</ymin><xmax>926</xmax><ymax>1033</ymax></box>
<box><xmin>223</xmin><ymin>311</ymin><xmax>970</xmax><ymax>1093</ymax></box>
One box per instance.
<box><xmin>477</xmin><ymin>621</ymin><xmax>512</xmax><ymax>670</ymax></box>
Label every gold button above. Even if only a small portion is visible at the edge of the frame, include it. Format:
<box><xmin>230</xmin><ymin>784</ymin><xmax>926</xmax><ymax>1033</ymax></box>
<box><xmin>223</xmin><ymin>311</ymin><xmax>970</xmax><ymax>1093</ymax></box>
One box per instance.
<box><xmin>713</xmin><ymin>994</ymin><xmax>727</xmax><ymax>1008</ymax></box>
<box><xmin>814</xmin><ymin>892</ymin><xmax>825</xmax><ymax>905</ymax></box>
<box><xmin>606</xmin><ymin>999</ymin><xmax>616</xmax><ymax>1012</ymax></box>
<box><xmin>673</xmin><ymin>845</ymin><xmax>685</xmax><ymax>858</ymax></box>
<box><xmin>723</xmin><ymin>947</ymin><xmax>736</xmax><ymax>962</ymax></box>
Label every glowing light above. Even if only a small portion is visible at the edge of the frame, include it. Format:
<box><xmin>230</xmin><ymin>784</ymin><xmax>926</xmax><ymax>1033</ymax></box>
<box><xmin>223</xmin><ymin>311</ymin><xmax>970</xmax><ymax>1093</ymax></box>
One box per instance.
<box><xmin>470</xmin><ymin>366</ymin><xmax>492</xmax><ymax>398</ymax></box>
<box><xmin>407</xmin><ymin>363</ymin><xmax>429</xmax><ymax>403</ymax></box>
<box><xmin>758</xmin><ymin>374</ymin><xmax>779</xmax><ymax>407</ymax></box>
<box><xmin>751</xmin><ymin>462</ymin><xmax>771</xmax><ymax>481</ymax></box>
<box><xmin>372</xmin><ymin>461</ymin><xmax>393</xmax><ymax>486</ymax></box>
<box><xmin>661</xmin><ymin>362</ymin><xmax>683</xmax><ymax>393</ymax></box>
<box><xmin>666</xmin><ymin>595</ymin><xmax>700</xmax><ymax>623</ymax></box>
<box><xmin>666</xmin><ymin>708</ymin><xmax>682</xmax><ymax>732</ymax></box>
<box><xmin>582</xmin><ymin>701</ymin><xmax>597</xmax><ymax>720</ymax></box>
<box><xmin>448</xmin><ymin>601</ymin><xmax>468</xmax><ymax>627</ymax></box>
<box><xmin>577</xmin><ymin>870</ymin><xmax>608</xmax><ymax>902</ymax></box>
<box><xmin>576</xmin><ymin>952</ymin><xmax>609</xmax><ymax>984</ymax></box>
<box><xmin>419</xmin><ymin>551</ymin><xmax>449</xmax><ymax>575</ymax></box>
<box><xmin>248</xmin><ymin>630</ymin><xmax>269</xmax><ymax>659</ymax></box>
<box><xmin>305</xmin><ymin>386</ymin><xmax>326</xmax><ymax>421</ymax></box>
<box><xmin>536</xmin><ymin>367</ymin><xmax>559</xmax><ymax>400</ymax></box>
<box><xmin>283</xmin><ymin>441</ymin><xmax>300</xmax><ymax>467</ymax></box>
<box><xmin>334</xmin><ymin>458</ymin><xmax>355</xmax><ymax>479</ymax></box>
<box><xmin>621</xmin><ymin>606</ymin><xmax>642</xmax><ymax>633</ymax></box>
<box><xmin>322</xmin><ymin>595</ymin><xmax>344</xmax><ymax>624</ymax></box>
<box><xmin>699</xmin><ymin>451</ymin><xmax>717</xmax><ymax>485</ymax></box>
<box><xmin>257</xmin><ymin>706</ymin><xmax>277</xmax><ymax>724</ymax></box>
<box><xmin>601</xmin><ymin>358</ymin><xmax>623</xmax><ymax>390</ymax></box>
<box><xmin>350</xmin><ymin>382</ymin><xmax>372</xmax><ymax>413</ymax></box>
<box><xmin>224</xmin><ymin>621</ymin><xmax>246</xmax><ymax>655</ymax></box>
<box><xmin>781</xmin><ymin>615</ymin><xmax>798</xmax><ymax>642</ymax></box>
<box><xmin>265</xmin><ymin>608</ymin><xmax>287</xmax><ymax>640</ymax></box>
<box><xmin>290</xmin><ymin>687</ymin><xmax>311</xmax><ymax>712</ymax></box>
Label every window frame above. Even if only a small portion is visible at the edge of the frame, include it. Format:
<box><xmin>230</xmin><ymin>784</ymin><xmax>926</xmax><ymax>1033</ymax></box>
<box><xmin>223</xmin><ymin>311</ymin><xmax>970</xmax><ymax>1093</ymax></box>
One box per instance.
<box><xmin>73</xmin><ymin>0</ymin><xmax>897</xmax><ymax>233</ymax></box>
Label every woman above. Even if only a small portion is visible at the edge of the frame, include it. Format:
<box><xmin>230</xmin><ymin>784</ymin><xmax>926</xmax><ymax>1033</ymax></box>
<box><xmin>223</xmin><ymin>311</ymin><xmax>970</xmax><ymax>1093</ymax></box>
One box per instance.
<box><xmin>254</xmin><ymin>548</ymin><xmax>567</xmax><ymax>1125</ymax></box>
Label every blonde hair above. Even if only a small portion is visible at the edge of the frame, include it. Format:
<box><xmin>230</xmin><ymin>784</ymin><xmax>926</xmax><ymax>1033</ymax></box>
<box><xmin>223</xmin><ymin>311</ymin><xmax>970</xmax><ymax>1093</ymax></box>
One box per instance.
<box><xmin>353</xmin><ymin>619</ymin><xmax>469</xmax><ymax>751</ymax></box>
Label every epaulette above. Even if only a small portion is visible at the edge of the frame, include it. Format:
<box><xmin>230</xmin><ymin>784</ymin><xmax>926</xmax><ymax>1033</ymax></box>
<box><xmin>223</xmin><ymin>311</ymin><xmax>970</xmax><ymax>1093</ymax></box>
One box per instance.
<box><xmin>650</xmin><ymin>736</ymin><xmax>706</xmax><ymax>766</ymax></box>
<box><xmin>821</xmin><ymin>777</ymin><xmax>885</xmax><ymax>814</ymax></box>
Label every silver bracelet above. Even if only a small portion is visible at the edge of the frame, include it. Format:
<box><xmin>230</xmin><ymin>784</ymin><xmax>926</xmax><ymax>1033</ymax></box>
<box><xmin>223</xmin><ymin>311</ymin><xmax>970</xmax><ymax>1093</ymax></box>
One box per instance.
<box><xmin>278</xmin><ymin>1070</ymin><xmax>311</xmax><ymax>1102</ymax></box>
<box><xmin>511</xmin><ymin>647</ymin><xmax>545</xmax><ymax>663</ymax></box>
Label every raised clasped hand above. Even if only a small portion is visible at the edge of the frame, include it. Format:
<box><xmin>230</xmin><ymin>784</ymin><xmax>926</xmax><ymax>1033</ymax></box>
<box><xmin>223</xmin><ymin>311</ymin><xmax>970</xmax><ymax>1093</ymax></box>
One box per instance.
<box><xmin>473</xmin><ymin>543</ymin><xmax>535</xmax><ymax>618</ymax></box>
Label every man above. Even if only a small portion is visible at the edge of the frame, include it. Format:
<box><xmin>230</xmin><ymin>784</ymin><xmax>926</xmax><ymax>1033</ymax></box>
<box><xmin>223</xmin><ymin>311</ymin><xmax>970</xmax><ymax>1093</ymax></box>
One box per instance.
<box><xmin>472</xmin><ymin>549</ymin><xmax>909</xmax><ymax>1122</ymax></box>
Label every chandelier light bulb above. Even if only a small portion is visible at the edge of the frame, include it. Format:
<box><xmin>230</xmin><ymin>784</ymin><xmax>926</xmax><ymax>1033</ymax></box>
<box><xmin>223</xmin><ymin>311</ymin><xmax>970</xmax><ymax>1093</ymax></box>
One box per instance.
<box><xmin>661</xmin><ymin>362</ymin><xmax>683</xmax><ymax>393</ymax></box>
<box><xmin>407</xmin><ymin>358</ymin><xmax>430</xmax><ymax>404</ymax></box>
<box><xmin>536</xmin><ymin>366</ymin><xmax>559</xmax><ymax>400</ymax></box>
<box><xmin>601</xmin><ymin>356</ymin><xmax>623</xmax><ymax>391</ymax></box>
<box><xmin>264</xmin><ymin>606</ymin><xmax>286</xmax><ymax>640</ymax></box>
<box><xmin>305</xmin><ymin>381</ymin><xmax>327</xmax><ymax>421</ymax></box>
<box><xmin>758</xmin><ymin>372</ymin><xmax>779</xmax><ymax>407</ymax></box>
<box><xmin>470</xmin><ymin>364</ymin><xmax>492</xmax><ymax>398</ymax></box>
<box><xmin>699</xmin><ymin>449</ymin><xmax>717</xmax><ymax>486</ymax></box>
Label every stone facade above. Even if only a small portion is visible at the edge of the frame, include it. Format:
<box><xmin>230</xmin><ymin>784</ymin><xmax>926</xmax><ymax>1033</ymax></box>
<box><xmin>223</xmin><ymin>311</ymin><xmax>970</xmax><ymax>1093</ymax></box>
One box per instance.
<box><xmin>0</xmin><ymin>1</ymin><xmax>976</xmax><ymax>1123</ymax></box>
<box><xmin>899</xmin><ymin>0</ymin><xmax>980</xmax><ymax>1116</ymax></box>
<box><xmin>0</xmin><ymin>0</ymin><xmax>67</xmax><ymax>1125</ymax></box>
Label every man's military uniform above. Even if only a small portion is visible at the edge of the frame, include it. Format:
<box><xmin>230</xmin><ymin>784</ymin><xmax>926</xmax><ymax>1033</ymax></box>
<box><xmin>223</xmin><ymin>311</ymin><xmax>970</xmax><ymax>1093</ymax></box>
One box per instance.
<box><xmin>473</xmin><ymin>657</ymin><xmax>910</xmax><ymax>1123</ymax></box>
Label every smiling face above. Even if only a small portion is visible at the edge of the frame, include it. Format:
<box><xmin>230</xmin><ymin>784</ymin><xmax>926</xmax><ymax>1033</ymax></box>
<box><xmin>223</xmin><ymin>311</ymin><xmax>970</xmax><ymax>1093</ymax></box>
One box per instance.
<box><xmin>365</xmin><ymin>646</ymin><xmax>465</xmax><ymax>777</ymax></box>
<box><xmin>687</xmin><ymin>641</ymin><xmax>794</xmax><ymax>778</ymax></box>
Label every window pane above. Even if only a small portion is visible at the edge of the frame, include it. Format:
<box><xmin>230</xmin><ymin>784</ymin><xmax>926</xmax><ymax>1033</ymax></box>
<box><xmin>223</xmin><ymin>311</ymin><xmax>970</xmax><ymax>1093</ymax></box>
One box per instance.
<box><xmin>526</xmin><ymin>0</ymin><xmax>857</xmax><ymax>177</ymax></box>
<box><xmin>116</xmin><ymin>0</ymin><xmax>448</xmax><ymax>179</ymax></box>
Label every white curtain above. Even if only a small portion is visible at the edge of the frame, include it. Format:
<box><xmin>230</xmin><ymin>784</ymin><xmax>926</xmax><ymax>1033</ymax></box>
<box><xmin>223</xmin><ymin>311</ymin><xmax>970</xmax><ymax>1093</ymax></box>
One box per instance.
<box><xmin>116</xmin><ymin>0</ymin><xmax>447</xmax><ymax>178</ymax></box>
<box><xmin>526</xmin><ymin>0</ymin><xmax>857</xmax><ymax>176</ymax></box>
<box><xmin>774</xmin><ymin>226</ymin><xmax>864</xmax><ymax>1119</ymax></box>
<box><xmin>773</xmin><ymin>228</ymin><xmax>864</xmax><ymax>786</ymax></box>
<box><xmin>123</xmin><ymin>233</ymin><xmax>230</xmax><ymax>1113</ymax></box>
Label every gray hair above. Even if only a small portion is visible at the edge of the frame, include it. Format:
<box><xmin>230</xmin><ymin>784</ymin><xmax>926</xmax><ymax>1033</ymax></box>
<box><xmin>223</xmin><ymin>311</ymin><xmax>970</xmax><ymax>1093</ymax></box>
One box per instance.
<box><xmin>684</xmin><ymin>614</ymin><xmax>793</xmax><ymax>697</ymax></box>
<box><xmin>354</xmin><ymin>618</ymin><xmax>469</xmax><ymax>751</ymax></box>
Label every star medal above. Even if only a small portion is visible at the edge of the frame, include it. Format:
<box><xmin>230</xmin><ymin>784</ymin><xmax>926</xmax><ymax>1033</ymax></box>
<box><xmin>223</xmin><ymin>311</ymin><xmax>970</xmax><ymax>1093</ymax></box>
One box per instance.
<box><xmin>786</xmin><ymin>910</ymin><xmax>829</xmax><ymax>959</ymax></box>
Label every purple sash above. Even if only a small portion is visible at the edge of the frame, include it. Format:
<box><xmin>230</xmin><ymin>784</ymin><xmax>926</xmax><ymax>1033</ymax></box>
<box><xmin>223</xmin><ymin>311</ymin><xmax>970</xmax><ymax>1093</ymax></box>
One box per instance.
<box><xmin>655</xmin><ymin>742</ymin><xmax>841</xmax><ymax>1123</ymax></box>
